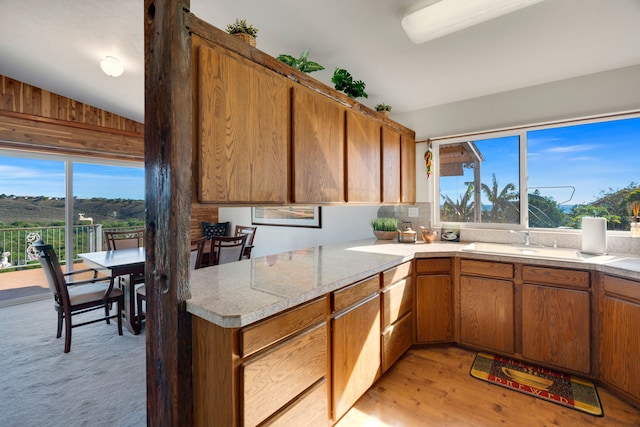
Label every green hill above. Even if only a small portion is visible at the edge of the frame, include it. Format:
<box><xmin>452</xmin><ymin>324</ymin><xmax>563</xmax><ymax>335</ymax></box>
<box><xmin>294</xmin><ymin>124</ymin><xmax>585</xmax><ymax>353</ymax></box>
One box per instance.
<box><xmin>0</xmin><ymin>195</ymin><xmax>145</xmax><ymax>227</ymax></box>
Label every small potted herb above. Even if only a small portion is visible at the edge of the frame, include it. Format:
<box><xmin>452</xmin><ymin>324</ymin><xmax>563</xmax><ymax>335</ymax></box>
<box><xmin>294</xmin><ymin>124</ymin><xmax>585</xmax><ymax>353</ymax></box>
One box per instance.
<box><xmin>331</xmin><ymin>68</ymin><xmax>368</xmax><ymax>99</ymax></box>
<box><xmin>225</xmin><ymin>19</ymin><xmax>259</xmax><ymax>47</ymax></box>
<box><xmin>371</xmin><ymin>217</ymin><xmax>399</xmax><ymax>240</ymax></box>
<box><xmin>277</xmin><ymin>50</ymin><xmax>324</xmax><ymax>73</ymax></box>
<box><xmin>375</xmin><ymin>103</ymin><xmax>392</xmax><ymax>117</ymax></box>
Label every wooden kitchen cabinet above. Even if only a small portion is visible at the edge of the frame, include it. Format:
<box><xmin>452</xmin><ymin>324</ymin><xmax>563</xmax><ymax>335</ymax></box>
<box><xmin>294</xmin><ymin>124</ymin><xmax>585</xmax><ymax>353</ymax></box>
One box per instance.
<box><xmin>381</xmin><ymin>126</ymin><xmax>401</xmax><ymax>204</ymax></box>
<box><xmin>345</xmin><ymin>111</ymin><xmax>381</xmax><ymax>203</ymax></box>
<box><xmin>381</xmin><ymin>262</ymin><xmax>413</xmax><ymax>372</ymax></box>
<box><xmin>459</xmin><ymin>259</ymin><xmax>515</xmax><ymax>354</ymax></box>
<box><xmin>521</xmin><ymin>266</ymin><xmax>591</xmax><ymax>374</ymax></box>
<box><xmin>332</xmin><ymin>276</ymin><xmax>381</xmax><ymax>422</ymax></box>
<box><xmin>415</xmin><ymin>258</ymin><xmax>453</xmax><ymax>343</ymax></box>
<box><xmin>600</xmin><ymin>275</ymin><xmax>640</xmax><ymax>406</ymax></box>
<box><xmin>193</xmin><ymin>297</ymin><xmax>328</xmax><ymax>427</ymax></box>
<box><xmin>292</xmin><ymin>85</ymin><xmax>345</xmax><ymax>203</ymax></box>
<box><xmin>401</xmin><ymin>133</ymin><xmax>416</xmax><ymax>204</ymax></box>
<box><xmin>196</xmin><ymin>41</ymin><xmax>290</xmax><ymax>204</ymax></box>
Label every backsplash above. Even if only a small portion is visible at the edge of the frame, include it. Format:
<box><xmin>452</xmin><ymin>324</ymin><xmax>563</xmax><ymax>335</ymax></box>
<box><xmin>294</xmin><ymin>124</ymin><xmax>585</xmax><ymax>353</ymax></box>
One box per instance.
<box><xmin>375</xmin><ymin>203</ymin><xmax>640</xmax><ymax>255</ymax></box>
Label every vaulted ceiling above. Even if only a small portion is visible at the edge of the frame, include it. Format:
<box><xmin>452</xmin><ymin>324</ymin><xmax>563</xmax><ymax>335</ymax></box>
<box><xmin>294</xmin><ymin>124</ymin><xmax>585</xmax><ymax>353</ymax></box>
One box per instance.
<box><xmin>1</xmin><ymin>0</ymin><xmax>639</xmax><ymax>124</ymax></box>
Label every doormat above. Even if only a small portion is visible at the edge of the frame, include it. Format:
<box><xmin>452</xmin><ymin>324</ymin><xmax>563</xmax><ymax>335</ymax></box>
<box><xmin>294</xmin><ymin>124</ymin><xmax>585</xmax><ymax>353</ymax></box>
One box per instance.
<box><xmin>470</xmin><ymin>352</ymin><xmax>603</xmax><ymax>417</ymax></box>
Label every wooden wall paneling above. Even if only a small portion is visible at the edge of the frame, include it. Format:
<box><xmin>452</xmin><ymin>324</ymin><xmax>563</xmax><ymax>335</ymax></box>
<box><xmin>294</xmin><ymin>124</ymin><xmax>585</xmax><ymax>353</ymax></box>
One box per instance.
<box><xmin>291</xmin><ymin>85</ymin><xmax>345</xmax><ymax>203</ymax></box>
<box><xmin>0</xmin><ymin>75</ymin><xmax>144</xmax><ymax>161</ymax></box>
<box><xmin>0</xmin><ymin>75</ymin><xmax>144</xmax><ymax>133</ymax></box>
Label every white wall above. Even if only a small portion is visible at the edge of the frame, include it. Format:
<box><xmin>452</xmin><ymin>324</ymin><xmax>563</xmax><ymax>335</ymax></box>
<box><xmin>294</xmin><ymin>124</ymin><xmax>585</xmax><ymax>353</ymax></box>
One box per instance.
<box><xmin>395</xmin><ymin>64</ymin><xmax>640</xmax><ymax>140</ymax></box>
<box><xmin>218</xmin><ymin>205</ymin><xmax>380</xmax><ymax>257</ymax></box>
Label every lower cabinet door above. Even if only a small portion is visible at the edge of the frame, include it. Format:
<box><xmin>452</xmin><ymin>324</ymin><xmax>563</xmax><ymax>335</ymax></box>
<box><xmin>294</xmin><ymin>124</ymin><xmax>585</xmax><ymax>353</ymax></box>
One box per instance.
<box><xmin>332</xmin><ymin>295</ymin><xmax>381</xmax><ymax>422</ymax></box>
<box><xmin>459</xmin><ymin>275</ymin><xmax>515</xmax><ymax>354</ymax></box>
<box><xmin>264</xmin><ymin>379</ymin><xmax>328</xmax><ymax>426</ymax></box>
<box><xmin>382</xmin><ymin>311</ymin><xmax>413</xmax><ymax>373</ymax></box>
<box><xmin>242</xmin><ymin>324</ymin><xmax>327</xmax><ymax>427</ymax></box>
<box><xmin>521</xmin><ymin>284</ymin><xmax>591</xmax><ymax>373</ymax></box>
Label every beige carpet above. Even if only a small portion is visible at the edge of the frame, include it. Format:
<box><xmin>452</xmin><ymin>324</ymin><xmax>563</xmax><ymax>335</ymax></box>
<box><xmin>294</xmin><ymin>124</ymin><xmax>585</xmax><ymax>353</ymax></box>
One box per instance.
<box><xmin>0</xmin><ymin>298</ymin><xmax>146</xmax><ymax>426</ymax></box>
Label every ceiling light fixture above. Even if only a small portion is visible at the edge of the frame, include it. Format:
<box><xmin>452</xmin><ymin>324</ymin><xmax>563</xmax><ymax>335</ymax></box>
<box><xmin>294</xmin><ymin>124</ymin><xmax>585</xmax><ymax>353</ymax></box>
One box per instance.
<box><xmin>100</xmin><ymin>56</ymin><xmax>124</xmax><ymax>77</ymax></box>
<box><xmin>401</xmin><ymin>0</ymin><xmax>544</xmax><ymax>44</ymax></box>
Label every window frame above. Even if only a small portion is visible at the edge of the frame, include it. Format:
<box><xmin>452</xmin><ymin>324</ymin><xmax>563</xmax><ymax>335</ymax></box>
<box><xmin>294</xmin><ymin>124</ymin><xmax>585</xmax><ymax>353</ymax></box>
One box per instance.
<box><xmin>431</xmin><ymin>110</ymin><xmax>640</xmax><ymax>231</ymax></box>
<box><xmin>0</xmin><ymin>148</ymin><xmax>143</xmax><ymax>269</ymax></box>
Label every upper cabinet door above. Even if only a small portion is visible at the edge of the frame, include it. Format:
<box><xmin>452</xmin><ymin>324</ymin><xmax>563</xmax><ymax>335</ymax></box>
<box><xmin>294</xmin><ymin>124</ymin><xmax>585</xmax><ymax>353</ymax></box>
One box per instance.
<box><xmin>381</xmin><ymin>127</ymin><xmax>401</xmax><ymax>204</ymax></box>
<box><xmin>197</xmin><ymin>42</ymin><xmax>290</xmax><ymax>204</ymax></box>
<box><xmin>292</xmin><ymin>86</ymin><xmax>345</xmax><ymax>204</ymax></box>
<box><xmin>401</xmin><ymin>134</ymin><xmax>416</xmax><ymax>204</ymax></box>
<box><xmin>345</xmin><ymin>111</ymin><xmax>381</xmax><ymax>203</ymax></box>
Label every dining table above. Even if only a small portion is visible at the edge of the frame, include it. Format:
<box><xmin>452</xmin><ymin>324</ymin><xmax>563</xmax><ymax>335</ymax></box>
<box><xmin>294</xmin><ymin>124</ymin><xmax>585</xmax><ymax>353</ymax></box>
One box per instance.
<box><xmin>79</xmin><ymin>247</ymin><xmax>145</xmax><ymax>335</ymax></box>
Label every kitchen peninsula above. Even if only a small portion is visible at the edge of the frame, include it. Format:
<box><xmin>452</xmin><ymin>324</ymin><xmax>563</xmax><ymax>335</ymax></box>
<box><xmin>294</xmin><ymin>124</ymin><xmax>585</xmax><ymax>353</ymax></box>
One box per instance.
<box><xmin>187</xmin><ymin>238</ymin><xmax>640</xmax><ymax>426</ymax></box>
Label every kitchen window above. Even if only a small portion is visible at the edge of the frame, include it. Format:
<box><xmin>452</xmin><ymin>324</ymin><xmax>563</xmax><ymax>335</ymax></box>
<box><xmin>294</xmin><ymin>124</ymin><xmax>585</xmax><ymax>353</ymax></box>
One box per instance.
<box><xmin>434</xmin><ymin>112</ymin><xmax>640</xmax><ymax>230</ymax></box>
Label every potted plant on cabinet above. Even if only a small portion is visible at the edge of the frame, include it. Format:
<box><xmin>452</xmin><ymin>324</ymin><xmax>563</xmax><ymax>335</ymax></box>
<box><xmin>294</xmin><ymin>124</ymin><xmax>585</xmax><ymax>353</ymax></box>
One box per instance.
<box><xmin>332</xmin><ymin>68</ymin><xmax>368</xmax><ymax>99</ymax></box>
<box><xmin>375</xmin><ymin>103</ymin><xmax>392</xmax><ymax>118</ymax></box>
<box><xmin>371</xmin><ymin>217</ymin><xmax>399</xmax><ymax>240</ymax></box>
<box><xmin>225</xmin><ymin>18</ymin><xmax>259</xmax><ymax>47</ymax></box>
<box><xmin>277</xmin><ymin>49</ymin><xmax>324</xmax><ymax>73</ymax></box>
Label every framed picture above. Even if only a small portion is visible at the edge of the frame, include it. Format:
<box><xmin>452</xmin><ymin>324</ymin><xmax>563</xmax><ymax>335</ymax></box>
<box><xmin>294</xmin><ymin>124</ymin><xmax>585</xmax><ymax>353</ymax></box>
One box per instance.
<box><xmin>251</xmin><ymin>206</ymin><xmax>322</xmax><ymax>228</ymax></box>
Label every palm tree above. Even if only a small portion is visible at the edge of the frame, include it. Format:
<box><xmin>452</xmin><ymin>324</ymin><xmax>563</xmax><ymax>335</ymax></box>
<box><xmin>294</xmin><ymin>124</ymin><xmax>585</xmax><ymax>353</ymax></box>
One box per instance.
<box><xmin>481</xmin><ymin>174</ymin><xmax>519</xmax><ymax>223</ymax></box>
<box><xmin>441</xmin><ymin>184</ymin><xmax>475</xmax><ymax>222</ymax></box>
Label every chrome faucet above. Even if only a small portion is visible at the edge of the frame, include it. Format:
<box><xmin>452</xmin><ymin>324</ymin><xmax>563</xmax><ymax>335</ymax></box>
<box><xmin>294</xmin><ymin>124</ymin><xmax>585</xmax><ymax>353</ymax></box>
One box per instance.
<box><xmin>510</xmin><ymin>230</ymin><xmax>531</xmax><ymax>246</ymax></box>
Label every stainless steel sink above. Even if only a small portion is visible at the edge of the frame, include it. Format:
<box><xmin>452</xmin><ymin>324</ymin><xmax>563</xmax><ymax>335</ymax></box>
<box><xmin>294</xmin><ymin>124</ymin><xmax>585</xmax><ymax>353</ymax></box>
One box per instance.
<box><xmin>461</xmin><ymin>242</ymin><xmax>584</xmax><ymax>261</ymax></box>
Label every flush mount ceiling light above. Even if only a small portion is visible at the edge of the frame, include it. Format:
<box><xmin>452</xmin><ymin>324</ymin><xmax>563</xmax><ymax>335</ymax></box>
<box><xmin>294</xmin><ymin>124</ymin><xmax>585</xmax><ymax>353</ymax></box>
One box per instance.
<box><xmin>100</xmin><ymin>56</ymin><xmax>124</xmax><ymax>77</ymax></box>
<box><xmin>401</xmin><ymin>0</ymin><xmax>545</xmax><ymax>44</ymax></box>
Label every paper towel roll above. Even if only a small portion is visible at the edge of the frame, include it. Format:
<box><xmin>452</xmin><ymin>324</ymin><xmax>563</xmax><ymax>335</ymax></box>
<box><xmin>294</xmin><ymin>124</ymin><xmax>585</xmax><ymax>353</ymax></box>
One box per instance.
<box><xmin>582</xmin><ymin>217</ymin><xmax>607</xmax><ymax>254</ymax></box>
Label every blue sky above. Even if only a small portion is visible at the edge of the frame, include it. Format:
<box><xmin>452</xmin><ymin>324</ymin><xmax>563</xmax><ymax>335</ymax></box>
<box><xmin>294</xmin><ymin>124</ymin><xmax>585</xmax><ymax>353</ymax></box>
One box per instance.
<box><xmin>0</xmin><ymin>158</ymin><xmax>144</xmax><ymax>200</ymax></box>
<box><xmin>441</xmin><ymin>116</ymin><xmax>640</xmax><ymax>206</ymax></box>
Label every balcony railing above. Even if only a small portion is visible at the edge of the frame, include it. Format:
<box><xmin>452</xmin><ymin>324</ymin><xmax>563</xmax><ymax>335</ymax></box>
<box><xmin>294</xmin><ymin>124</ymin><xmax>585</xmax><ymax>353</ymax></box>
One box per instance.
<box><xmin>0</xmin><ymin>225</ymin><xmax>141</xmax><ymax>272</ymax></box>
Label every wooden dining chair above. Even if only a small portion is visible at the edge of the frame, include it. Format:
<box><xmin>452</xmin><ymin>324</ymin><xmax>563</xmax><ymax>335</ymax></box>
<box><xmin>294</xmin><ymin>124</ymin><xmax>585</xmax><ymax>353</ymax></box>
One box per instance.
<box><xmin>34</xmin><ymin>241</ymin><xmax>123</xmax><ymax>353</ymax></box>
<box><xmin>136</xmin><ymin>237</ymin><xmax>206</xmax><ymax>324</ymax></box>
<box><xmin>210</xmin><ymin>234</ymin><xmax>248</xmax><ymax>265</ymax></box>
<box><xmin>104</xmin><ymin>229</ymin><xmax>146</xmax><ymax>286</ymax></box>
<box><xmin>234</xmin><ymin>225</ymin><xmax>257</xmax><ymax>259</ymax></box>
<box><xmin>104</xmin><ymin>229</ymin><xmax>145</xmax><ymax>250</ymax></box>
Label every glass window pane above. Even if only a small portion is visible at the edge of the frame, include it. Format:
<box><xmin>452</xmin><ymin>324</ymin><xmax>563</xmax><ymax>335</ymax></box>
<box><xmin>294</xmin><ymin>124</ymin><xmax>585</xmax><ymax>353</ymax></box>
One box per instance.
<box><xmin>73</xmin><ymin>163</ymin><xmax>144</xmax><ymax>252</ymax></box>
<box><xmin>528</xmin><ymin>116</ymin><xmax>640</xmax><ymax>230</ymax></box>
<box><xmin>439</xmin><ymin>135</ymin><xmax>520</xmax><ymax>225</ymax></box>
<box><xmin>0</xmin><ymin>156</ymin><xmax>65</xmax><ymax>268</ymax></box>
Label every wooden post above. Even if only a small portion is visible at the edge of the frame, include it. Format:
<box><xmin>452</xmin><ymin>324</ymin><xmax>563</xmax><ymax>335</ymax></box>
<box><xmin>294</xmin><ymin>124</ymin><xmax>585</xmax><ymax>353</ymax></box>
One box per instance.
<box><xmin>144</xmin><ymin>0</ymin><xmax>193</xmax><ymax>425</ymax></box>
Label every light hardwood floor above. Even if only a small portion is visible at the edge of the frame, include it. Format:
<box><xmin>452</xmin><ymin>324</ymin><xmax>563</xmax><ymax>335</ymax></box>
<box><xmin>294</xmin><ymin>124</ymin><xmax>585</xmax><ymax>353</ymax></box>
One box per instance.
<box><xmin>337</xmin><ymin>346</ymin><xmax>640</xmax><ymax>426</ymax></box>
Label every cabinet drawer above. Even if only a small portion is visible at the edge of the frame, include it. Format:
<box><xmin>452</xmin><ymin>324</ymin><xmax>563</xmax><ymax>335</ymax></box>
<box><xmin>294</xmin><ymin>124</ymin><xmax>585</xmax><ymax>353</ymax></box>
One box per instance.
<box><xmin>522</xmin><ymin>265</ymin><xmax>590</xmax><ymax>289</ymax></box>
<box><xmin>382</xmin><ymin>311</ymin><xmax>413</xmax><ymax>373</ymax></box>
<box><xmin>460</xmin><ymin>259</ymin><xmax>513</xmax><ymax>279</ymax></box>
<box><xmin>604</xmin><ymin>275</ymin><xmax>640</xmax><ymax>303</ymax></box>
<box><xmin>333</xmin><ymin>275</ymin><xmax>379</xmax><ymax>313</ymax></box>
<box><xmin>382</xmin><ymin>277</ymin><xmax>413</xmax><ymax>329</ymax></box>
<box><xmin>264</xmin><ymin>379</ymin><xmax>328</xmax><ymax>426</ymax></box>
<box><xmin>416</xmin><ymin>257</ymin><xmax>451</xmax><ymax>274</ymax></box>
<box><xmin>241</xmin><ymin>297</ymin><xmax>326</xmax><ymax>357</ymax></box>
<box><xmin>382</xmin><ymin>261</ymin><xmax>412</xmax><ymax>288</ymax></box>
<box><xmin>242</xmin><ymin>323</ymin><xmax>327</xmax><ymax>427</ymax></box>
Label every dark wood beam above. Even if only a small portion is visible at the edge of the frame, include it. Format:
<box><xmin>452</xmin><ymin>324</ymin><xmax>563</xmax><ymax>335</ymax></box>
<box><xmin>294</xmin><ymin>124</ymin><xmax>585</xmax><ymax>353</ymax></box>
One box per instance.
<box><xmin>144</xmin><ymin>0</ymin><xmax>193</xmax><ymax>425</ymax></box>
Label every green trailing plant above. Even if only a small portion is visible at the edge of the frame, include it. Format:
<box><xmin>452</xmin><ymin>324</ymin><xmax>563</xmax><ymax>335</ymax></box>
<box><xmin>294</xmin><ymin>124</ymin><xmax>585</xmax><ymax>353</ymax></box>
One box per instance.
<box><xmin>225</xmin><ymin>18</ymin><xmax>259</xmax><ymax>38</ymax></box>
<box><xmin>375</xmin><ymin>103</ymin><xmax>392</xmax><ymax>112</ymax></box>
<box><xmin>331</xmin><ymin>68</ymin><xmax>368</xmax><ymax>99</ymax></box>
<box><xmin>277</xmin><ymin>50</ymin><xmax>324</xmax><ymax>73</ymax></box>
<box><xmin>371</xmin><ymin>217</ymin><xmax>399</xmax><ymax>232</ymax></box>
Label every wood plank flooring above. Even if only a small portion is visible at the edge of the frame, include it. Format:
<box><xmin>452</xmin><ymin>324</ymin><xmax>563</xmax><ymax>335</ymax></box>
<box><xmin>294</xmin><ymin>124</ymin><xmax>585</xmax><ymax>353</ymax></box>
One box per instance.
<box><xmin>337</xmin><ymin>346</ymin><xmax>640</xmax><ymax>426</ymax></box>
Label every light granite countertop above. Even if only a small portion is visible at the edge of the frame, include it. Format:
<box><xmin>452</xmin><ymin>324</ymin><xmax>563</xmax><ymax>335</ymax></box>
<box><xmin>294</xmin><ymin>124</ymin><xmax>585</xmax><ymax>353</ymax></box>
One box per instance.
<box><xmin>186</xmin><ymin>238</ymin><xmax>640</xmax><ymax>328</ymax></box>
